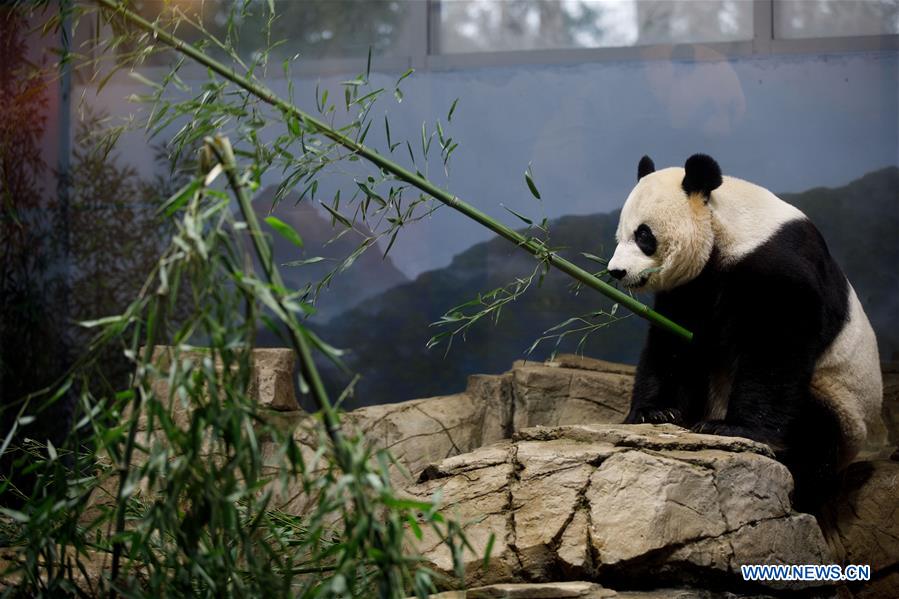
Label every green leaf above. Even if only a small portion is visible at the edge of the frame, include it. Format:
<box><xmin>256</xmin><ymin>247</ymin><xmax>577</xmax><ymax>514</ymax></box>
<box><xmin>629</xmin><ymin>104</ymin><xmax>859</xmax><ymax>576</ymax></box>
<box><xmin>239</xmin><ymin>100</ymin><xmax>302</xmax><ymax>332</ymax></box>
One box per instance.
<box><xmin>0</xmin><ymin>508</ymin><xmax>29</xmax><ymax>523</ymax></box>
<box><xmin>447</xmin><ymin>97</ymin><xmax>459</xmax><ymax>121</ymax></box>
<box><xmin>287</xmin><ymin>115</ymin><xmax>301</xmax><ymax>136</ymax></box>
<box><xmin>581</xmin><ymin>252</ymin><xmax>607</xmax><ymax>264</ymax></box>
<box><xmin>395</xmin><ymin>67</ymin><xmax>414</xmax><ymax>87</ymax></box>
<box><xmin>128</xmin><ymin>70</ymin><xmax>162</xmax><ymax>90</ymax></box>
<box><xmin>160</xmin><ymin>178</ymin><xmax>201</xmax><ymax>217</ymax></box>
<box><xmin>483</xmin><ymin>532</ymin><xmax>496</xmax><ymax>568</ymax></box>
<box><xmin>282</xmin><ymin>257</ymin><xmax>326</xmax><ymax>267</ymax></box>
<box><xmin>525</xmin><ymin>163</ymin><xmax>541</xmax><ymax>200</ymax></box>
<box><xmin>322</xmin><ymin>202</ymin><xmax>353</xmax><ymax>228</ymax></box>
<box><xmin>407</xmin><ymin>514</ymin><xmax>423</xmax><ymax>540</ymax></box>
<box><xmin>502</xmin><ymin>205</ymin><xmax>533</xmax><ymax>226</ymax></box>
<box><xmin>78</xmin><ymin>315</ymin><xmax>126</xmax><ymax>329</ymax></box>
<box><xmin>350</xmin><ymin>88</ymin><xmax>384</xmax><ymax>107</ymax></box>
<box><xmin>384</xmin><ymin>116</ymin><xmax>394</xmax><ymax>152</ymax></box>
<box><xmin>265</xmin><ymin>216</ymin><xmax>304</xmax><ymax>248</ymax></box>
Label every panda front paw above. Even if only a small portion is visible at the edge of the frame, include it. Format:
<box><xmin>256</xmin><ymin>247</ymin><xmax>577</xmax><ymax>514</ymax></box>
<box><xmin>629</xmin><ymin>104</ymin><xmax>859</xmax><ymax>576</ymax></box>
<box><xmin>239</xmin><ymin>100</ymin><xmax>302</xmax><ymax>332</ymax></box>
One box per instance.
<box><xmin>691</xmin><ymin>419</ymin><xmax>734</xmax><ymax>436</ymax></box>
<box><xmin>625</xmin><ymin>407</ymin><xmax>683</xmax><ymax>425</ymax></box>
<box><xmin>691</xmin><ymin>420</ymin><xmax>760</xmax><ymax>440</ymax></box>
<box><xmin>691</xmin><ymin>421</ymin><xmax>783</xmax><ymax>452</ymax></box>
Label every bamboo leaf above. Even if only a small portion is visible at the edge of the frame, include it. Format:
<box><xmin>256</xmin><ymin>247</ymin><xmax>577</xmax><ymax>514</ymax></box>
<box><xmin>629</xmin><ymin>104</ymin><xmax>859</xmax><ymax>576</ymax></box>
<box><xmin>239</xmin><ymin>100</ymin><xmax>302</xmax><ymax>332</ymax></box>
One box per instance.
<box><xmin>265</xmin><ymin>216</ymin><xmax>304</xmax><ymax>248</ymax></box>
<box><xmin>525</xmin><ymin>163</ymin><xmax>541</xmax><ymax>200</ymax></box>
<box><xmin>78</xmin><ymin>315</ymin><xmax>126</xmax><ymax>329</ymax></box>
<box><xmin>395</xmin><ymin>68</ymin><xmax>414</xmax><ymax>87</ymax></box>
<box><xmin>447</xmin><ymin>97</ymin><xmax>459</xmax><ymax>121</ymax></box>
<box><xmin>483</xmin><ymin>533</ymin><xmax>496</xmax><ymax>568</ymax></box>
<box><xmin>160</xmin><ymin>178</ymin><xmax>201</xmax><ymax>216</ymax></box>
<box><xmin>282</xmin><ymin>257</ymin><xmax>326</xmax><ymax>267</ymax></box>
<box><xmin>581</xmin><ymin>252</ymin><xmax>607</xmax><ymax>264</ymax></box>
<box><xmin>129</xmin><ymin>70</ymin><xmax>162</xmax><ymax>90</ymax></box>
<box><xmin>502</xmin><ymin>205</ymin><xmax>533</xmax><ymax>226</ymax></box>
<box><xmin>321</xmin><ymin>202</ymin><xmax>353</xmax><ymax>228</ymax></box>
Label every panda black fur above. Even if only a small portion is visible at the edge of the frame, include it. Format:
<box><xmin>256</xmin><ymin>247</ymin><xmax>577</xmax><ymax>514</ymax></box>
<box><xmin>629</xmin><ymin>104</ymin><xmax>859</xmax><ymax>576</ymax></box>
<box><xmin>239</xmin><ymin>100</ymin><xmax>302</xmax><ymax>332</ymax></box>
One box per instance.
<box><xmin>608</xmin><ymin>154</ymin><xmax>883</xmax><ymax>510</ymax></box>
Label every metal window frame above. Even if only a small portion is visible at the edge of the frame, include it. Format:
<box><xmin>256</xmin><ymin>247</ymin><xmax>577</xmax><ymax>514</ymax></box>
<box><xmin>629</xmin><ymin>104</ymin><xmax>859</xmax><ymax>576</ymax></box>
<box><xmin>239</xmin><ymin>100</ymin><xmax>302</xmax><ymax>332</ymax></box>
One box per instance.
<box><xmin>420</xmin><ymin>0</ymin><xmax>899</xmax><ymax>71</ymax></box>
<box><xmin>84</xmin><ymin>0</ymin><xmax>899</xmax><ymax>83</ymax></box>
<box><xmin>287</xmin><ymin>0</ymin><xmax>899</xmax><ymax>76</ymax></box>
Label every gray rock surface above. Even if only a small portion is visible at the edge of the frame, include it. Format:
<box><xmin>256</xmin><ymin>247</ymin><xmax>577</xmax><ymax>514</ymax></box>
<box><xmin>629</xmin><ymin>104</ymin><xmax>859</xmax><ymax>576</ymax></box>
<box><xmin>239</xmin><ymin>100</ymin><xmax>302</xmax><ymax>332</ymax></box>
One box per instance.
<box><xmin>308</xmin><ymin>355</ymin><xmax>634</xmax><ymax>478</ymax></box>
<box><xmin>136</xmin><ymin>348</ymin><xmax>897</xmax><ymax>596</ymax></box>
<box><xmin>425</xmin><ymin>585</ymin><xmax>777</xmax><ymax>599</ymax></box>
<box><xmin>881</xmin><ymin>364</ymin><xmax>899</xmax><ymax>448</ymax></box>
<box><xmin>405</xmin><ymin>424</ymin><xmax>833</xmax><ymax>592</ymax></box>
<box><xmin>820</xmin><ymin>459</ymin><xmax>899</xmax><ymax>599</ymax></box>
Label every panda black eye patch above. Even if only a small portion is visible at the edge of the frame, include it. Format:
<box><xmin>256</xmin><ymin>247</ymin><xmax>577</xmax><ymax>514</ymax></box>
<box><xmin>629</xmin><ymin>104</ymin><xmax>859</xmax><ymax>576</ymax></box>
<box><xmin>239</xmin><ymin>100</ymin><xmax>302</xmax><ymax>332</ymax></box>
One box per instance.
<box><xmin>634</xmin><ymin>224</ymin><xmax>657</xmax><ymax>256</ymax></box>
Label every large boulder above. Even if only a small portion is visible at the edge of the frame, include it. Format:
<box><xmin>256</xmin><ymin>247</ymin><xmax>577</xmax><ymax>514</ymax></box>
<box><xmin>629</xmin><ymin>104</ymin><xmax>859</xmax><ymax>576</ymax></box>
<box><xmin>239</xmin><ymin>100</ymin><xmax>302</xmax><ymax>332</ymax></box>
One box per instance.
<box><xmin>282</xmin><ymin>355</ymin><xmax>634</xmax><ymax>480</ymax></box>
<box><xmin>881</xmin><ymin>363</ymin><xmax>899</xmax><ymax>447</ymax></box>
<box><xmin>424</xmin><ymin>583</ymin><xmax>775</xmax><ymax>598</ymax></box>
<box><xmin>820</xmin><ymin>458</ymin><xmax>899</xmax><ymax>599</ymax></box>
<box><xmin>406</xmin><ymin>424</ymin><xmax>833</xmax><ymax>594</ymax></box>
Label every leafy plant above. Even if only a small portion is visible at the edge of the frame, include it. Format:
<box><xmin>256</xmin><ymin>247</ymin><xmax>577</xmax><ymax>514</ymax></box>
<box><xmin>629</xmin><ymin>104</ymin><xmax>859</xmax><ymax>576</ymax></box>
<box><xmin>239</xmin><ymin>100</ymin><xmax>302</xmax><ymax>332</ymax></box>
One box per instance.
<box><xmin>1</xmin><ymin>132</ymin><xmax>467</xmax><ymax>597</ymax></box>
<box><xmin>85</xmin><ymin>0</ymin><xmax>691</xmax><ymax>342</ymax></box>
<box><xmin>1</xmin><ymin>1</ymin><xmax>693</xmax><ymax>596</ymax></box>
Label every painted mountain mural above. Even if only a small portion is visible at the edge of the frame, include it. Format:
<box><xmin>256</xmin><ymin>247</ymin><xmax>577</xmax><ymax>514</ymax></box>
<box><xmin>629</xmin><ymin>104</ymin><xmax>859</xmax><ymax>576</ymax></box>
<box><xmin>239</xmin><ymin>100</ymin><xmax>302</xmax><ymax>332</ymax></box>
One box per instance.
<box><xmin>279</xmin><ymin>167</ymin><xmax>898</xmax><ymax>409</ymax></box>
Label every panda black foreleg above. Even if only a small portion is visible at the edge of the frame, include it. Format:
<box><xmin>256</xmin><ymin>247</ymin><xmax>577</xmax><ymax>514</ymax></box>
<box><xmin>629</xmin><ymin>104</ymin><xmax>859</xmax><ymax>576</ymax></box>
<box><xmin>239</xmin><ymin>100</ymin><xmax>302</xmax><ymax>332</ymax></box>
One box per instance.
<box><xmin>692</xmin><ymin>363</ymin><xmax>808</xmax><ymax>452</ymax></box>
<box><xmin>691</xmin><ymin>359</ymin><xmax>839</xmax><ymax>511</ymax></box>
<box><xmin>624</xmin><ymin>329</ymin><xmax>693</xmax><ymax>426</ymax></box>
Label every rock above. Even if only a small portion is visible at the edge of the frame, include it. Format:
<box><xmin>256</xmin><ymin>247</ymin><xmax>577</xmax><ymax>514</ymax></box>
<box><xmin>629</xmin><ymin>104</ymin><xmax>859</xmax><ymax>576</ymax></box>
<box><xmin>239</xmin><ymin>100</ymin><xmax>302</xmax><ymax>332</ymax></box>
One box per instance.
<box><xmin>250</xmin><ymin>347</ymin><xmax>298</xmax><ymax>411</ymax></box>
<box><xmin>425</xmin><ymin>581</ymin><xmax>615</xmax><ymax>598</ymax></box>
<box><xmin>342</xmin><ymin>392</ymin><xmax>489</xmax><ymax>479</ymax></box>
<box><xmin>509</xmin><ymin>360</ymin><xmax>632</xmax><ymax>432</ymax></box>
<box><xmin>424</xmin><ymin>585</ymin><xmax>776</xmax><ymax>599</ymax></box>
<box><xmin>820</xmin><ymin>459</ymin><xmax>899</xmax><ymax>599</ymax></box>
<box><xmin>881</xmin><ymin>366</ymin><xmax>899</xmax><ymax>448</ymax></box>
<box><xmin>851</xmin><ymin>572</ymin><xmax>899</xmax><ymax>599</ymax></box>
<box><xmin>285</xmin><ymin>355</ymin><xmax>633</xmax><ymax>484</ymax></box>
<box><xmin>546</xmin><ymin>355</ymin><xmax>636</xmax><ymax>376</ymax></box>
<box><xmin>613</xmin><ymin>591</ymin><xmax>776</xmax><ymax>599</ymax></box>
<box><xmin>406</xmin><ymin>424</ymin><xmax>832</xmax><ymax>592</ymax></box>
<box><xmin>140</xmin><ymin>346</ymin><xmax>299</xmax><ymax>429</ymax></box>
<box><xmin>468</xmin><ymin>373</ymin><xmax>514</xmax><ymax>445</ymax></box>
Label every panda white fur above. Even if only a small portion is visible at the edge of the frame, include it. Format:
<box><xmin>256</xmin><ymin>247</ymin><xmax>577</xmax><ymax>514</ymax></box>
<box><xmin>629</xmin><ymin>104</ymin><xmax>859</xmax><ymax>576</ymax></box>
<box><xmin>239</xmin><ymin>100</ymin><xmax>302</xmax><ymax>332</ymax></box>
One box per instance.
<box><xmin>608</xmin><ymin>154</ymin><xmax>883</xmax><ymax>509</ymax></box>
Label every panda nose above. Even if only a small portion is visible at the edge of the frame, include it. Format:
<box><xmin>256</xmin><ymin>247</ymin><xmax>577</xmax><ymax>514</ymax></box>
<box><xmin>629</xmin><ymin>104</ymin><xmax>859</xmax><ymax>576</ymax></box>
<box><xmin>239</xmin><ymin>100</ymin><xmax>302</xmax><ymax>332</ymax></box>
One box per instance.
<box><xmin>609</xmin><ymin>269</ymin><xmax>626</xmax><ymax>280</ymax></box>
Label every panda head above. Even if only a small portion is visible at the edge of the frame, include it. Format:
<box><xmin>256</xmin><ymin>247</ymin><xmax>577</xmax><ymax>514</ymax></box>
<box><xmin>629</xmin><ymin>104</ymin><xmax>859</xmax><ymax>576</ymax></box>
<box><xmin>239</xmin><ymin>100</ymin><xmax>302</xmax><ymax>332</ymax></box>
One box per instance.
<box><xmin>607</xmin><ymin>154</ymin><xmax>722</xmax><ymax>292</ymax></box>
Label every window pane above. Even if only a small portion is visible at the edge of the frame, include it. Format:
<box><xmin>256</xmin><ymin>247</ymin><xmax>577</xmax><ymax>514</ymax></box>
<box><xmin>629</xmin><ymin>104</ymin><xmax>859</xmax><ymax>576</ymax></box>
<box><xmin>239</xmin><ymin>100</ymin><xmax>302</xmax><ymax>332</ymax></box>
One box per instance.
<box><xmin>131</xmin><ymin>0</ymin><xmax>415</xmax><ymax>61</ymax></box>
<box><xmin>436</xmin><ymin>0</ymin><xmax>753</xmax><ymax>54</ymax></box>
<box><xmin>774</xmin><ymin>0</ymin><xmax>899</xmax><ymax>39</ymax></box>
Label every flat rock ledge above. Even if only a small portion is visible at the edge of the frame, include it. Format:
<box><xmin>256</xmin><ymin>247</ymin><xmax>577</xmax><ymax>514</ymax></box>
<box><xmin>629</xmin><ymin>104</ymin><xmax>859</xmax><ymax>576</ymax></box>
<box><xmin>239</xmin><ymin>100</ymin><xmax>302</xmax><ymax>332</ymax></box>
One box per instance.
<box><xmin>423</xmin><ymin>581</ymin><xmax>776</xmax><ymax>598</ymax></box>
<box><xmin>406</xmin><ymin>424</ymin><xmax>832</xmax><ymax>594</ymax></box>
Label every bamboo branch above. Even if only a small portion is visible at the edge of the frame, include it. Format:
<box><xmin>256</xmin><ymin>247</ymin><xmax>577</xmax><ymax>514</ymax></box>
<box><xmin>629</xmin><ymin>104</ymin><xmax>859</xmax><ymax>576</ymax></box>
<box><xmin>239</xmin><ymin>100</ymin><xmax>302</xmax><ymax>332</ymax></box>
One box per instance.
<box><xmin>206</xmin><ymin>137</ymin><xmax>349</xmax><ymax>468</ymax></box>
<box><xmin>93</xmin><ymin>0</ymin><xmax>693</xmax><ymax>342</ymax></box>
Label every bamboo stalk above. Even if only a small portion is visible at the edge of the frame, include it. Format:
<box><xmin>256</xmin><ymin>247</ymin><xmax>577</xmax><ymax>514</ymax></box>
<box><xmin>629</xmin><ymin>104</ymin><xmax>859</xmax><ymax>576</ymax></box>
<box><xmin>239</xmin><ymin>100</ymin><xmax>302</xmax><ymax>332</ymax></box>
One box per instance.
<box><xmin>207</xmin><ymin>137</ymin><xmax>349</xmax><ymax>467</ymax></box>
<box><xmin>93</xmin><ymin>0</ymin><xmax>693</xmax><ymax>342</ymax></box>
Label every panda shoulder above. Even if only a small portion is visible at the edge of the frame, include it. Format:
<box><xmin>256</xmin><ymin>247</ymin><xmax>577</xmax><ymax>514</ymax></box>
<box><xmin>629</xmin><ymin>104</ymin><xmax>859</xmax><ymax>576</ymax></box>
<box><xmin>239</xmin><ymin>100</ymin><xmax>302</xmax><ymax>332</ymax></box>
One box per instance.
<box><xmin>711</xmin><ymin>176</ymin><xmax>808</xmax><ymax>263</ymax></box>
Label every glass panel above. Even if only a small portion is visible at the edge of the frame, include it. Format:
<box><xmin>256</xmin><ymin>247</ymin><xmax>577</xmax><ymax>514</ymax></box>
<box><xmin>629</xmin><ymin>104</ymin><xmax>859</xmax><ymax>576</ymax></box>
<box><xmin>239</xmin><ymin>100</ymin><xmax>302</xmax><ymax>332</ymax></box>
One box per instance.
<box><xmin>436</xmin><ymin>0</ymin><xmax>753</xmax><ymax>54</ymax></box>
<box><xmin>774</xmin><ymin>0</ymin><xmax>899</xmax><ymax>39</ymax></box>
<box><xmin>130</xmin><ymin>0</ymin><xmax>415</xmax><ymax>61</ymax></box>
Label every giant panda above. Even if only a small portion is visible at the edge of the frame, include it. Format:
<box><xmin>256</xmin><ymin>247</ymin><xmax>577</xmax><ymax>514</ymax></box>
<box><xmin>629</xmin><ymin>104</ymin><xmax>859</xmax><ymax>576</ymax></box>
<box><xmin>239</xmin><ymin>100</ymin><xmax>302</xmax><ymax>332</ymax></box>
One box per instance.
<box><xmin>607</xmin><ymin>154</ymin><xmax>883</xmax><ymax>509</ymax></box>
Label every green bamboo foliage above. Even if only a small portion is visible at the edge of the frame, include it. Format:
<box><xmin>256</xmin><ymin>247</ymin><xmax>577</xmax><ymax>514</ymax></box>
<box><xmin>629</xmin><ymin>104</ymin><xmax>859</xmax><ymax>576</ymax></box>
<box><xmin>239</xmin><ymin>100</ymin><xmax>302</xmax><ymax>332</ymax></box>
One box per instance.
<box><xmin>1</xmin><ymin>134</ymin><xmax>468</xmax><ymax>597</ymax></box>
<box><xmin>90</xmin><ymin>0</ymin><xmax>692</xmax><ymax>343</ymax></box>
<box><xmin>1</xmin><ymin>1</ymin><xmax>697</xmax><ymax>595</ymax></box>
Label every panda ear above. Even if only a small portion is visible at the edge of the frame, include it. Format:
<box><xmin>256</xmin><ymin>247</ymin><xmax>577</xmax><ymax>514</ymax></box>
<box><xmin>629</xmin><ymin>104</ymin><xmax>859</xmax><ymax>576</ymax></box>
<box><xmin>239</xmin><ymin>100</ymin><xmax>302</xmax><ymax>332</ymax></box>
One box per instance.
<box><xmin>682</xmin><ymin>154</ymin><xmax>722</xmax><ymax>201</ymax></box>
<box><xmin>637</xmin><ymin>155</ymin><xmax>655</xmax><ymax>180</ymax></box>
